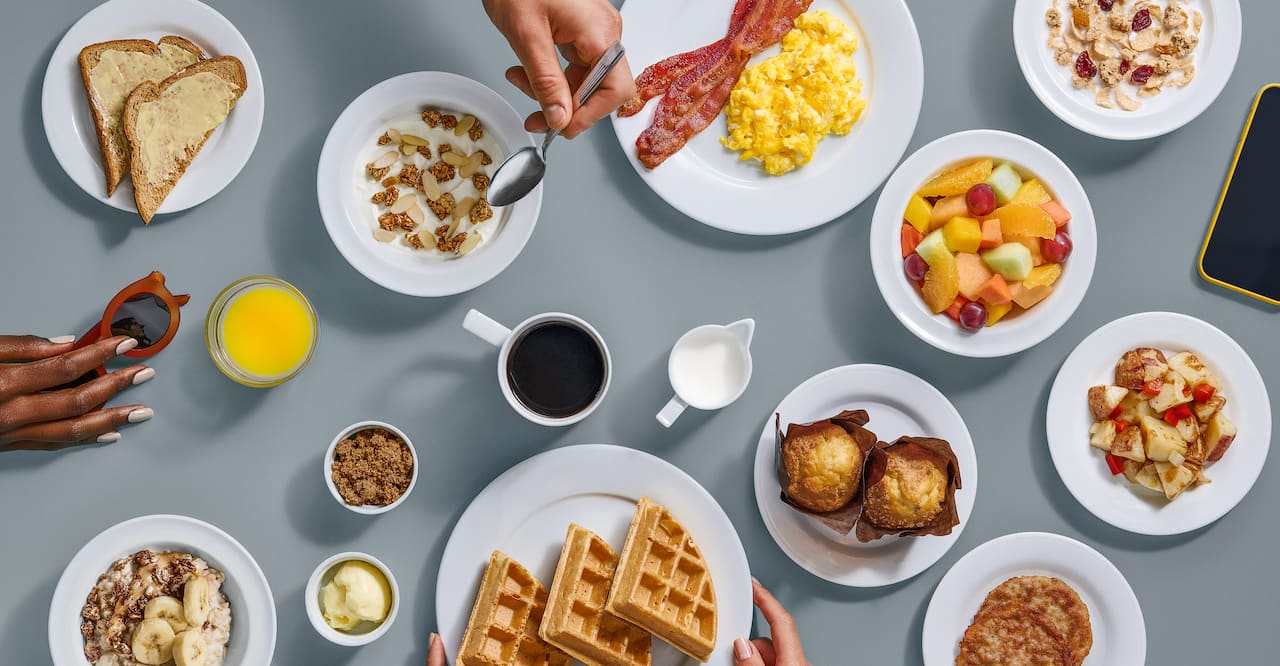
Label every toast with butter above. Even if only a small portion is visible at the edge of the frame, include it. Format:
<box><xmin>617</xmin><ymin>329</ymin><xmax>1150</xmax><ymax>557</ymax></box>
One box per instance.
<box><xmin>78</xmin><ymin>37</ymin><xmax>205</xmax><ymax>196</ymax></box>
<box><xmin>122</xmin><ymin>56</ymin><xmax>246</xmax><ymax>223</ymax></box>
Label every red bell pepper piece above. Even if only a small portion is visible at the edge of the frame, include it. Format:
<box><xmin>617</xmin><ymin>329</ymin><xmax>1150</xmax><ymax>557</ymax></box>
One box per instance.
<box><xmin>1142</xmin><ymin>378</ymin><xmax>1164</xmax><ymax>396</ymax></box>
<box><xmin>1193</xmin><ymin>383</ymin><xmax>1216</xmax><ymax>403</ymax></box>
<box><xmin>1105</xmin><ymin>454</ymin><xmax>1126</xmax><ymax>475</ymax></box>
<box><xmin>1163</xmin><ymin>409</ymin><xmax>1180</xmax><ymax>426</ymax></box>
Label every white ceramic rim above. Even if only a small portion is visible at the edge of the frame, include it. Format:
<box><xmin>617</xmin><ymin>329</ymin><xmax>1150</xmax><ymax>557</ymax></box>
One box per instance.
<box><xmin>317</xmin><ymin>71</ymin><xmax>541</xmax><ymax>297</ymax></box>
<box><xmin>323</xmin><ymin>421</ymin><xmax>419</xmax><ymax>515</ymax></box>
<box><xmin>921</xmin><ymin>531</ymin><xmax>1146</xmax><ymax>665</ymax></box>
<box><xmin>1045</xmin><ymin>311</ymin><xmax>1271</xmax><ymax>535</ymax></box>
<box><xmin>48</xmin><ymin>514</ymin><xmax>276</xmax><ymax>665</ymax></box>
<box><xmin>494</xmin><ymin>312</ymin><xmax>613</xmax><ymax>427</ymax></box>
<box><xmin>752</xmin><ymin>364</ymin><xmax>978</xmax><ymax>587</ymax></box>
<box><xmin>869</xmin><ymin>129</ymin><xmax>1097</xmax><ymax>357</ymax></box>
<box><xmin>610</xmin><ymin>0</ymin><xmax>924</xmax><ymax>235</ymax></box>
<box><xmin>304</xmin><ymin>551</ymin><xmax>400</xmax><ymax>647</ymax></box>
<box><xmin>1012</xmin><ymin>0</ymin><xmax>1242</xmax><ymax>141</ymax></box>
<box><xmin>667</xmin><ymin>324</ymin><xmax>754</xmax><ymax>411</ymax></box>
<box><xmin>41</xmin><ymin>0</ymin><xmax>265</xmax><ymax>215</ymax></box>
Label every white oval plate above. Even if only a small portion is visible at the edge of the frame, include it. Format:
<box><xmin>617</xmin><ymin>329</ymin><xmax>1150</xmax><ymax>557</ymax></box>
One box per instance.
<box><xmin>870</xmin><ymin>129</ymin><xmax>1097</xmax><ymax>358</ymax></box>
<box><xmin>1046</xmin><ymin>311</ymin><xmax>1271</xmax><ymax>535</ymax></box>
<box><xmin>752</xmin><ymin>364</ymin><xmax>976</xmax><ymax>587</ymax></box>
<box><xmin>48</xmin><ymin>514</ymin><xmax>276</xmax><ymax>665</ymax></box>
<box><xmin>922</xmin><ymin>532</ymin><xmax>1145</xmax><ymax>666</ymax></box>
<box><xmin>1013</xmin><ymin>0</ymin><xmax>1241</xmax><ymax>141</ymax></box>
<box><xmin>611</xmin><ymin>0</ymin><xmax>923</xmax><ymax>235</ymax></box>
<box><xmin>41</xmin><ymin>0</ymin><xmax>265</xmax><ymax>216</ymax></box>
<box><xmin>437</xmin><ymin>444</ymin><xmax>751</xmax><ymax>664</ymax></box>
<box><xmin>318</xmin><ymin>72</ymin><xmax>541</xmax><ymax>297</ymax></box>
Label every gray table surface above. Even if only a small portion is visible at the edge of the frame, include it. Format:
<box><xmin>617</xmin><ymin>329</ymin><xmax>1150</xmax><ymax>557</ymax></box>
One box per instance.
<box><xmin>3</xmin><ymin>0</ymin><xmax>1278</xmax><ymax>664</ymax></box>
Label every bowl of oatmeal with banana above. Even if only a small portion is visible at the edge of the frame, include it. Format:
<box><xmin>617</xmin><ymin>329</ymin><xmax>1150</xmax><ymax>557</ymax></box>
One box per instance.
<box><xmin>319</xmin><ymin>71</ymin><xmax>542</xmax><ymax>297</ymax></box>
<box><xmin>49</xmin><ymin>515</ymin><xmax>276</xmax><ymax>666</ymax></box>
<box><xmin>1013</xmin><ymin>0</ymin><xmax>1240</xmax><ymax>140</ymax></box>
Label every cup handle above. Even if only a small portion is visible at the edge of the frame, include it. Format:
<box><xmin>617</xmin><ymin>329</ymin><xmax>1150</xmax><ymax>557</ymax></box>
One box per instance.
<box><xmin>656</xmin><ymin>396</ymin><xmax>688</xmax><ymax>428</ymax></box>
<box><xmin>463</xmin><ymin>309</ymin><xmax>512</xmax><ymax>348</ymax></box>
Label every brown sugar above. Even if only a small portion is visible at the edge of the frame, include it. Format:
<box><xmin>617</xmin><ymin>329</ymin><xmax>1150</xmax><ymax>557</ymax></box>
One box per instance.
<box><xmin>331</xmin><ymin>428</ymin><xmax>413</xmax><ymax>506</ymax></box>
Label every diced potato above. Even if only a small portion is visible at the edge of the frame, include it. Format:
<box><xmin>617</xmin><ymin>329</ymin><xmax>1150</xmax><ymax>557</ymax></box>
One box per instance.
<box><xmin>1133</xmin><ymin>463</ymin><xmax>1163</xmax><ymax>493</ymax></box>
<box><xmin>1122</xmin><ymin>459</ymin><xmax>1145</xmax><ymax>483</ymax></box>
<box><xmin>1114</xmin><ymin>392</ymin><xmax>1144</xmax><ymax>423</ymax></box>
<box><xmin>1148</xmin><ymin>370</ymin><xmax>1190</xmax><ymax>412</ymax></box>
<box><xmin>1140</xmin><ymin>416</ymin><xmax>1186</xmax><ymax>462</ymax></box>
<box><xmin>1155</xmin><ymin>461</ymin><xmax>1198</xmax><ymax>500</ymax></box>
<box><xmin>1185</xmin><ymin>436</ymin><xmax>1209</xmax><ymax>465</ymax></box>
<box><xmin>1090</xmin><ymin>420</ymin><xmax>1117</xmax><ymax>450</ymax></box>
<box><xmin>1204</xmin><ymin>411</ymin><xmax>1238</xmax><ymax>462</ymax></box>
<box><xmin>1167</xmin><ymin>352</ymin><xmax>1223</xmax><ymax>392</ymax></box>
<box><xmin>1114</xmin><ymin>348</ymin><xmax>1168</xmax><ymax>390</ymax></box>
<box><xmin>1174</xmin><ymin>417</ymin><xmax>1198</xmax><ymax>443</ymax></box>
<box><xmin>1193</xmin><ymin>395</ymin><xmax>1225</xmax><ymax>422</ymax></box>
<box><xmin>1111</xmin><ymin>426</ymin><xmax>1146</xmax><ymax>462</ymax></box>
<box><xmin>1088</xmin><ymin>385</ymin><xmax>1129</xmax><ymax>421</ymax></box>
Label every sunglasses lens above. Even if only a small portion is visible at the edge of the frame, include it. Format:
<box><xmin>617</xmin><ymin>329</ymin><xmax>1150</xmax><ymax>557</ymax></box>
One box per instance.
<box><xmin>110</xmin><ymin>293</ymin><xmax>171</xmax><ymax>349</ymax></box>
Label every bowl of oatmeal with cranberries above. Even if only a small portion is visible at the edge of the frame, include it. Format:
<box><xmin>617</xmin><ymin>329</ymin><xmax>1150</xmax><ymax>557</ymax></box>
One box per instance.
<box><xmin>49</xmin><ymin>515</ymin><xmax>276</xmax><ymax>666</ymax></box>
<box><xmin>1013</xmin><ymin>0</ymin><xmax>1241</xmax><ymax>139</ymax></box>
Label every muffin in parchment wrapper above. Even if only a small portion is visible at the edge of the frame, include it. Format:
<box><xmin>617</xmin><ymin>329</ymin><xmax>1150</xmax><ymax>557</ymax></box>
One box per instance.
<box><xmin>775</xmin><ymin>409</ymin><xmax>880</xmax><ymax>536</ymax></box>
<box><xmin>855</xmin><ymin>436</ymin><xmax>962</xmax><ymax>543</ymax></box>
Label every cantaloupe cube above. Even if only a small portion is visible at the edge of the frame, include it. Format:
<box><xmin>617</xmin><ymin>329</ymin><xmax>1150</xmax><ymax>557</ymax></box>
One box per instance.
<box><xmin>918</xmin><ymin>159</ymin><xmax>994</xmax><ymax>198</ymax></box>
<box><xmin>1010</xmin><ymin>179</ymin><xmax>1052</xmax><ymax>206</ymax></box>
<box><xmin>986</xmin><ymin>301</ymin><xmax>1013</xmax><ymax>326</ymax></box>
<box><xmin>1023</xmin><ymin>264</ymin><xmax>1063</xmax><ymax>289</ymax></box>
<box><xmin>976</xmin><ymin>274</ymin><xmax>1012</xmax><ymax>305</ymax></box>
<box><xmin>942</xmin><ymin>217</ymin><xmax>982</xmax><ymax>253</ymax></box>
<box><xmin>956</xmin><ymin>252</ymin><xmax>993</xmax><ymax>300</ymax></box>
<box><xmin>928</xmin><ymin>195</ymin><xmax>968</xmax><ymax>230</ymax></box>
<box><xmin>1010</xmin><ymin>282</ymin><xmax>1053</xmax><ymax>308</ymax></box>
<box><xmin>1041</xmin><ymin>200</ymin><xmax>1072</xmax><ymax>227</ymax></box>
<box><xmin>904</xmin><ymin>195</ymin><xmax>932</xmax><ymax>234</ymax></box>
<box><xmin>980</xmin><ymin>218</ymin><xmax>1003</xmax><ymax>249</ymax></box>
<box><xmin>901</xmin><ymin>223</ymin><xmax>923</xmax><ymax>258</ymax></box>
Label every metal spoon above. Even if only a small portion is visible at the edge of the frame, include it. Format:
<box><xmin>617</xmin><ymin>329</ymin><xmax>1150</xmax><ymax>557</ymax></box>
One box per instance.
<box><xmin>487</xmin><ymin>41</ymin><xmax>627</xmax><ymax>207</ymax></box>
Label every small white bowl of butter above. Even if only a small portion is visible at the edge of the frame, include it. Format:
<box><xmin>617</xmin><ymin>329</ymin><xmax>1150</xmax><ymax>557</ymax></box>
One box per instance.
<box><xmin>305</xmin><ymin>552</ymin><xmax>399</xmax><ymax>646</ymax></box>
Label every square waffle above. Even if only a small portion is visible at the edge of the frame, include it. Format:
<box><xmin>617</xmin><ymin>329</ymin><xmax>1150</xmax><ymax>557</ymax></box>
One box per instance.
<box><xmin>605</xmin><ymin>497</ymin><xmax>717</xmax><ymax>662</ymax></box>
<box><xmin>541</xmin><ymin>524</ymin><xmax>652</xmax><ymax>666</ymax></box>
<box><xmin>459</xmin><ymin>551</ymin><xmax>572</xmax><ymax>666</ymax></box>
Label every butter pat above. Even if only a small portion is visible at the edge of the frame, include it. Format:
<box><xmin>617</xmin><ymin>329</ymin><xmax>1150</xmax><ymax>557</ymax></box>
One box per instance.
<box><xmin>321</xmin><ymin>561</ymin><xmax>392</xmax><ymax>631</ymax></box>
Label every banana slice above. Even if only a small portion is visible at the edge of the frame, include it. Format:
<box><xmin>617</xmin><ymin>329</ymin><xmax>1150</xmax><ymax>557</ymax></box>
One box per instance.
<box><xmin>172</xmin><ymin>629</ymin><xmax>209</xmax><ymax>666</ymax></box>
<box><xmin>183</xmin><ymin>577</ymin><xmax>211</xmax><ymax>626</ymax></box>
<box><xmin>144</xmin><ymin>595</ymin><xmax>189</xmax><ymax>633</ymax></box>
<box><xmin>130</xmin><ymin>618</ymin><xmax>175</xmax><ymax>665</ymax></box>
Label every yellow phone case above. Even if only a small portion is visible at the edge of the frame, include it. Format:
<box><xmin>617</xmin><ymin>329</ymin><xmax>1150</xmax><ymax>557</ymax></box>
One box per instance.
<box><xmin>1197</xmin><ymin>83</ymin><xmax>1280</xmax><ymax>306</ymax></box>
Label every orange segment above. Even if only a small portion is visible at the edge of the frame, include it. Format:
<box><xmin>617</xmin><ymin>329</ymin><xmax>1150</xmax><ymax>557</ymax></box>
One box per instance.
<box><xmin>992</xmin><ymin>204</ymin><xmax>1055</xmax><ymax>239</ymax></box>
<box><xmin>917</xmin><ymin>159</ymin><xmax>994</xmax><ymax>198</ymax></box>
<box><xmin>920</xmin><ymin>251</ymin><xmax>960</xmax><ymax>314</ymax></box>
<box><xmin>1023</xmin><ymin>264</ymin><xmax>1063</xmax><ymax>289</ymax></box>
<box><xmin>1010</xmin><ymin>179</ymin><xmax>1052</xmax><ymax>206</ymax></box>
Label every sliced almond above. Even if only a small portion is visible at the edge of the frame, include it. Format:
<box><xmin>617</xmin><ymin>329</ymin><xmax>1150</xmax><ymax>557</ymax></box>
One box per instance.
<box><xmin>441</xmin><ymin>151</ymin><xmax>468</xmax><ymax>166</ymax></box>
<box><xmin>420</xmin><ymin>176</ymin><xmax>443</xmax><ymax>201</ymax></box>
<box><xmin>372</xmin><ymin>229</ymin><xmax>397</xmax><ymax>243</ymax></box>
<box><xmin>456</xmin><ymin>232</ymin><xmax>482</xmax><ymax>255</ymax></box>
<box><xmin>386</xmin><ymin>128</ymin><xmax>402</xmax><ymax>143</ymax></box>
<box><xmin>371</xmin><ymin>150</ymin><xmax>398</xmax><ymax>169</ymax></box>
<box><xmin>401</xmin><ymin>134</ymin><xmax>429</xmax><ymax>146</ymax></box>
<box><xmin>415</xmin><ymin>228</ymin><xmax>435</xmax><ymax>248</ymax></box>
<box><xmin>459</xmin><ymin>153</ymin><xmax>484</xmax><ymax>179</ymax></box>
<box><xmin>390</xmin><ymin>194</ymin><xmax>418</xmax><ymax>214</ymax></box>
<box><xmin>401</xmin><ymin>144</ymin><xmax>417</xmax><ymax>156</ymax></box>
<box><xmin>454</xmin><ymin>115</ymin><xmax>477</xmax><ymax>137</ymax></box>
<box><xmin>405</xmin><ymin>204</ymin><xmax>425</xmax><ymax>227</ymax></box>
<box><xmin>446</xmin><ymin>216</ymin><xmax>462</xmax><ymax>238</ymax></box>
<box><xmin>453</xmin><ymin>196</ymin><xmax>476</xmax><ymax>223</ymax></box>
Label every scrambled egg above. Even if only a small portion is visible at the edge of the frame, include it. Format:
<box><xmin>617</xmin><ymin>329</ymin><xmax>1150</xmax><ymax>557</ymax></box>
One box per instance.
<box><xmin>722</xmin><ymin>11</ymin><xmax>866</xmax><ymax>176</ymax></box>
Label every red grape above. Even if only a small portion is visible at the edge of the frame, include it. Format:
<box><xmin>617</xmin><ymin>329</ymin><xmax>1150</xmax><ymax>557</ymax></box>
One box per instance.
<box><xmin>1040</xmin><ymin>231</ymin><xmax>1073</xmax><ymax>264</ymax></box>
<box><xmin>965</xmin><ymin>184</ymin><xmax>998</xmax><ymax>217</ymax></box>
<box><xmin>904</xmin><ymin>253</ymin><xmax>928</xmax><ymax>282</ymax></box>
<box><xmin>959</xmin><ymin>302</ymin><xmax>989</xmax><ymax>331</ymax></box>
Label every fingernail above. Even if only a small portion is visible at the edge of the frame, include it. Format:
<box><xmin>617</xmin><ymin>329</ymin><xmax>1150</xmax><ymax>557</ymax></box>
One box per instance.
<box><xmin>545</xmin><ymin>103</ymin><xmax>567</xmax><ymax>128</ymax></box>
<box><xmin>97</xmin><ymin>432</ymin><xmax>121</xmax><ymax>444</ymax></box>
<box><xmin>116</xmin><ymin>338</ymin><xmax>139</xmax><ymax>355</ymax></box>
<box><xmin>132</xmin><ymin>368</ymin><xmax>156</xmax><ymax>385</ymax></box>
<box><xmin>128</xmin><ymin>408</ymin><xmax>154</xmax><ymax>423</ymax></box>
<box><xmin>734</xmin><ymin>638</ymin><xmax>753</xmax><ymax>661</ymax></box>
<box><xmin>751</xmin><ymin>576</ymin><xmax>761</xmax><ymax>587</ymax></box>
<box><xmin>429</xmin><ymin>632</ymin><xmax>439</xmax><ymax>647</ymax></box>
<box><xmin>49</xmin><ymin>335</ymin><xmax>76</xmax><ymax>344</ymax></box>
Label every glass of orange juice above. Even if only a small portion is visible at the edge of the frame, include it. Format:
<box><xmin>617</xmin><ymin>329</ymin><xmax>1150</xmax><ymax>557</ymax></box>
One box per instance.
<box><xmin>205</xmin><ymin>276</ymin><xmax>317</xmax><ymax>387</ymax></box>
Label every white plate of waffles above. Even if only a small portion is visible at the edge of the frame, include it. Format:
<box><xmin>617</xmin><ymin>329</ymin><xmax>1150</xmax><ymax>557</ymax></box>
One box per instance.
<box><xmin>42</xmin><ymin>0</ymin><xmax>265</xmax><ymax>215</ymax></box>
<box><xmin>436</xmin><ymin>444</ymin><xmax>752</xmax><ymax>665</ymax></box>
<box><xmin>752</xmin><ymin>364</ymin><xmax>977</xmax><ymax>587</ymax></box>
<box><xmin>611</xmin><ymin>0</ymin><xmax>923</xmax><ymax>235</ymax></box>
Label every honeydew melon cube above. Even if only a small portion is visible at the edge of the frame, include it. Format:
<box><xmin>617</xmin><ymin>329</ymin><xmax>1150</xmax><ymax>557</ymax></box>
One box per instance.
<box><xmin>981</xmin><ymin>242</ymin><xmax>1033</xmax><ymax>281</ymax></box>
<box><xmin>985</xmin><ymin>162</ymin><xmax>1023</xmax><ymax>205</ymax></box>
<box><xmin>915</xmin><ymin>230</ymin><xmax>952</xmax><ymax>268</ymax></box>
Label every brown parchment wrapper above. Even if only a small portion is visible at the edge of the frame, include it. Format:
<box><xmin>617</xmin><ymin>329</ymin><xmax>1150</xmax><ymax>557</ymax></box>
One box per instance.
<box><xmin>854</xmin><ymin>436</ymin><xmax>962</xmax><ymax>543</ymax></box>
<box><xmin>775</xmin><ymin>409</ymin><xmax>880</xmax><ymax>536</ymax></box>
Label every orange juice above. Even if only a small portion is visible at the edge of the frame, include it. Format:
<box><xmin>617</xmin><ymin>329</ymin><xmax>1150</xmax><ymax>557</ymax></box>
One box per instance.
<box><xmin>207</xmin><ymin>277</ymin><xmax>316</xmax><ymax>386</ymax></box>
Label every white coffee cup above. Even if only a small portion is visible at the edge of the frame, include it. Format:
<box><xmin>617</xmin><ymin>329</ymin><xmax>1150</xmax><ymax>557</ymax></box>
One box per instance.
<box><xmin>657</xmin><ymin>318</ymin><xmax>754</xmax><ymax>427</ymax></box>
<box><xmin>463</xmin><ymin>309</ymin><xmax>612</xmax><ymax>426</ymax></box>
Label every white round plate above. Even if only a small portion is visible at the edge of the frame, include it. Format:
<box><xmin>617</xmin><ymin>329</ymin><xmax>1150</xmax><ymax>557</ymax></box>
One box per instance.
<box><xmin>49</xmin><ymin>514</ymin><xmax>276</xmax><ymax>665</ymax></box>
<box><xmin>870</xmin><ymin>129</ymin><xmax>1097</xmax><ymax>358</ymax></box>
<box><xmin>318</xmin><ymin>72</ymin><xmax>541</xmax><ymax>297</ymax></box>
<box><xmin>437</xmin><ymin>444</ymin><xmax>751</xmax><ymax>664</ymax></box>
<box><xmin>1013</xmin><ymin>0</ymin><xmax>1241</xmax><ymax>140</ymax></box>
<box><xmin>922</xmin><ymin>532</ymin><xmax>1145</xmax><ymax>665</ymax></box>
<box><xmin>1046</xmin><ymin>311</ymin><xmax>1271</xmax><ymax>535</ymax></box>
<box><xmin>752</xmin><ymin>365</ymin><xmax>976</xmax><ymax>587</ymax></box>
<box><xmin>42</xmin><ymin>0</ymin><xmax>265</xmax><ymax>215</ymax></box>
<box><xmin>612</xmin><ymin>0</ymin><xmax>923</xmax><ymax>235</ymax></box>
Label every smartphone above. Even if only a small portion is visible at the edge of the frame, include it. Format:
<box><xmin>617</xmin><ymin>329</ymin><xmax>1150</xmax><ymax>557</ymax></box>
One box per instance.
<box><xmin>1198</xmin><ymin>84</ymin><xmax>1280</xmax><ymax>305</ymax></box>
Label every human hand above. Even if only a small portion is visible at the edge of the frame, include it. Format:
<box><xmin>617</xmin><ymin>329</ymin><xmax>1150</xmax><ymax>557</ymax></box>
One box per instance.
<box><xmin>0</xmin><ymin>335</ymin><xmax>154</xmax><ymax>452</ymax></box>
<box><xmin>734</xmin><ymin>578</ymin><xmax>812</xmax><ymax>666</ymax></box>
<box><xmin>427</xmin><ymin>631</ymin><xmax>447</xmax><ymax>666</ymax></box>
<box><xmin>483</xmin><ymin>0</ymin><xmax>636</xmax><ymax>139</ymax></box>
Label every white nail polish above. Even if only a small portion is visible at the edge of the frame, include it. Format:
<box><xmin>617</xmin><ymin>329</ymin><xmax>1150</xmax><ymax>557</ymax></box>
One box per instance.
<box><xmin>132</xmin><ymin>368</ymin><xmax>156</xmax><ymax>385</ymax></box>
<box><xmin>49</xmin><ymin>335</ymin><xmax>77</xmax><ymax>344</ymax></box>
<box><xmin>734</xmin><ymin>638</ymin><xmax>753</xmax><ymax>661</ymax></box>
<box><xmin>128</xmin><ymin>408</ymin><xmax>154</xmax><ymax>423</ymax></box>
<box><xmin>116</xmin><ymin>338</ymin><xmax>140</xmax><ymax>355</ymax></box>
<box><xmin>97</xmin><ymin>432</ymin><xmax>121</xmax><ymax>444</ymax></box>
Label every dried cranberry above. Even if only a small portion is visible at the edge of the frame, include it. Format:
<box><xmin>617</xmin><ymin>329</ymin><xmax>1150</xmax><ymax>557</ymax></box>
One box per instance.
<box><xmin>1130</xmin><ymin>64</ymin><xmax>1155</xmax><ymax>84</ymax></box>
<box><xmin>1119</xmin><ymin>60</ymin><xmax>1130</xmax><ymax>75</ymax></box>
<box><xmin>1074</xmin><ymin>51</ymin><xmax>1098</xmax><ymax>79</ymax></box>
<box><xmin>1098</xmin><ymin>0</ymin><xmax>1115</xmax><ymax>10</ymax></box>
<box><xmin>1132</xmin><ymin>8</ymin><xmax>1152</xmax><ymax>31</ymax></box>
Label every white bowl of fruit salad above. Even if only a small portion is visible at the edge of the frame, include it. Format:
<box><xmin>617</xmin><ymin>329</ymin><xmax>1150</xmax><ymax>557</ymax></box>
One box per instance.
<box><xmin>870</xmin><ymin>129</ymin><xmax>1096</xmax><ymax>357</ymax></box>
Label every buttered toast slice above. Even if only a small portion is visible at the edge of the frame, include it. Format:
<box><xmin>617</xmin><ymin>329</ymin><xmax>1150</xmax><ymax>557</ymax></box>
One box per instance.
<box><xmin>122</xmin><ymin>56</ymin><xmax>246</xmax><ymax>223</ymax></box>
<box><xmin>78</xmin><ymin>37</ymin><xmax>205</xmax><ymax>196</ymax></box>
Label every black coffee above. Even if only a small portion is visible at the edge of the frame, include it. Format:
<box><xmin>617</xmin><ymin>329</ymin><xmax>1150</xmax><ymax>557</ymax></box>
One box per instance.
<box><xmin>506</xmin><ymin>321</ymin><xmax>606</xmax><ymax>418</ymax></box>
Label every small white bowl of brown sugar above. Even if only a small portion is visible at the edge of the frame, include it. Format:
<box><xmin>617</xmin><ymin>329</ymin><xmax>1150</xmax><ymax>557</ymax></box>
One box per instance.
<box><xmin>324</xmin><ymin>421</ymin><xmax>418</xmax><ymax>515</ymax></box>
